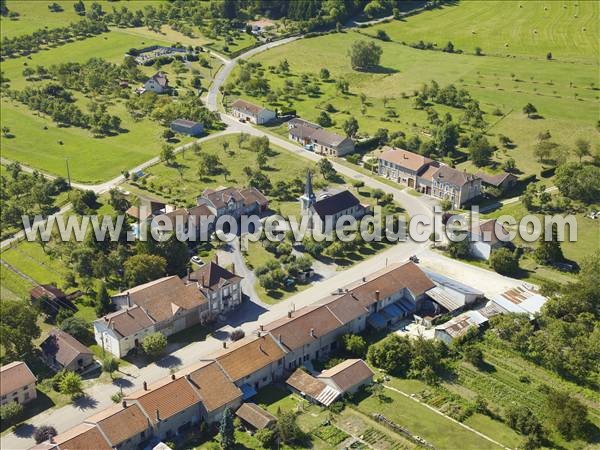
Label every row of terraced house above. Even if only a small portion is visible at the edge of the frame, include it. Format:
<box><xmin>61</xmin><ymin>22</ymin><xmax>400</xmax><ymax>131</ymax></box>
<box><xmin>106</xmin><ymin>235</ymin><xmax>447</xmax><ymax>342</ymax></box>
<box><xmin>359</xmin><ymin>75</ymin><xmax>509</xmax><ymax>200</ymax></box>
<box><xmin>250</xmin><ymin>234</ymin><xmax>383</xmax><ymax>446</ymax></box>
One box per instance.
<box><xmin>33</xmin><ymin>261</ymin><xmax>437</xmax><ymax>450</ymax></box>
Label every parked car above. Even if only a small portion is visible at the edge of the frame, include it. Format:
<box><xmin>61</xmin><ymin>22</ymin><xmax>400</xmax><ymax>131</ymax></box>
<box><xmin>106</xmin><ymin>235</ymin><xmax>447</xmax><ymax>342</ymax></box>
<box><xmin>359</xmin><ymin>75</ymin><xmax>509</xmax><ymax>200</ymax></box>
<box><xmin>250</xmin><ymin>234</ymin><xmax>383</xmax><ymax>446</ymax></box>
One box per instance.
<box><xmin>191</xmin><ymin>256</ymin><xmax>204</xmax><ymax>266</ymax></box>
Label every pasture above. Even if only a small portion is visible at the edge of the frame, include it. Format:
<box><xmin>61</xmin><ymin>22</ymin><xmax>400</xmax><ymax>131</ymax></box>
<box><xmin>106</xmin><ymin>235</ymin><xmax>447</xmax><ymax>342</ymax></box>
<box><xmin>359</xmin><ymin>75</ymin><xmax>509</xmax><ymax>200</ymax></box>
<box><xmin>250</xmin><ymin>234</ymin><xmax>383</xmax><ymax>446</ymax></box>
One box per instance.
<box><xmin>235</xmin><ymin>11</ymin><xmax>598</xmax><ymax>179</ymax></box>
<box><xmin>369</xmin><ymin>1</ymin><xmax>599</xmax><ymax>63</ymax></box>
<box><xmin>1</xmin><ymin>0</ymin><xmax>160</xmax><ymax>39</ymax></box>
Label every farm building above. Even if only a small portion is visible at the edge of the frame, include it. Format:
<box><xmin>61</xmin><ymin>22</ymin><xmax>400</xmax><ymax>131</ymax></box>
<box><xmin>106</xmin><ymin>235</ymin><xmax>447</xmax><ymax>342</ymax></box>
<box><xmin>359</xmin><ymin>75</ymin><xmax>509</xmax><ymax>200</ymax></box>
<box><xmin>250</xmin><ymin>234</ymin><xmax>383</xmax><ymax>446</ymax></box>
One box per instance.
<box><xmin>170</xmin><ymin>119</ymin><xmax>204</xmax><ymax>137</ymax></box>
<box><xmin>230</xmin><ymin>99</ymin><xmax>276</xmax><ymax>125</ymax></box>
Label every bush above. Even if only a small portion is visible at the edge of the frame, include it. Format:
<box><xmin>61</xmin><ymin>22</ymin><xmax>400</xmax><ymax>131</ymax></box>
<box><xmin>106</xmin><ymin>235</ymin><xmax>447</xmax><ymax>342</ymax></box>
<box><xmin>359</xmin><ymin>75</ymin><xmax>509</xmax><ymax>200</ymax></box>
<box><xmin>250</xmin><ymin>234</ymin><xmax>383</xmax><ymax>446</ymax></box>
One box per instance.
<box><xmin>141</xmin><ymin>332</ymin><xmax>167</xmax><ymax>358</ymax></box>
<box><xmin>34</xmin><ymin>425</ymin><xmax>57</xmax><ymax>444</ymax></box>
<box><xmin>463</xmin><ymin>346</ymin><xmax>484</xmax><ymax>367</ymax></box>
<box><xmin>254</xmin><ymin>428</ymin><xmax>276</xmax><ymax>448</ymax></box>
<box><xmin>230</xmin><ymin>329</ymin><xmax>245</xmax><ymax>341</ymax></box>
<box><xmin>489</xmin><ymin>248</ymin><xmax>519</xmax><ymax>275</ymax></box>
<box><xmin>0</xmin><ymin>402</ymin><xmax>23</xmax><ymax>427</ymax></box>
<box><xmin>59</xmin><ymin>371</ymin><xmax>83</xmax><ymax>398</ymax></box>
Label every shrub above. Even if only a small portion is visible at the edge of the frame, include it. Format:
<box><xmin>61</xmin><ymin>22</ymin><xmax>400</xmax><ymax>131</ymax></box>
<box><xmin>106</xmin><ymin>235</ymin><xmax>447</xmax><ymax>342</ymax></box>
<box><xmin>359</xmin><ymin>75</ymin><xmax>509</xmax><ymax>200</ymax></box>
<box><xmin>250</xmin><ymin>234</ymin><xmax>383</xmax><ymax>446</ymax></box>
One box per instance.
<box><xmin>0</xmin><ymin>402</ymin><xmax>23</xmax><ymax>427</ymax></box>
<box><xmin>254</xmin><ymin>428</ymin><xmax>276</xmax><ymax>448</ymax></box>
<box><xmin>34</xmin><ymin>425</ymin><xmax>57</xmax><ymax>444</ymax></box>
<box><xmin>489</xmin><ymin>248</ymin><xmax>519</xmax><ymax>275</ymax></box>
<box><xmin>141</xmin><ymin>332</ymin><xmax>167</xmax><ymax>358</ymax></box>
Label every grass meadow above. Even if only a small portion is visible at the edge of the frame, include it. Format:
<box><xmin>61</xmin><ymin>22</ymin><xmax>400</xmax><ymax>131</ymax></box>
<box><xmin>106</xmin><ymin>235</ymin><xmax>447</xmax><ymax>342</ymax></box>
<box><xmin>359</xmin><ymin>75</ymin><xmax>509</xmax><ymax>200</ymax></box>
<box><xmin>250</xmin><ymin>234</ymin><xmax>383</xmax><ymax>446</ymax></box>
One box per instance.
<box><xmin>0</xmin><ymin>0</ymin><xmax>160</xmax><ymax>39</ymax></box>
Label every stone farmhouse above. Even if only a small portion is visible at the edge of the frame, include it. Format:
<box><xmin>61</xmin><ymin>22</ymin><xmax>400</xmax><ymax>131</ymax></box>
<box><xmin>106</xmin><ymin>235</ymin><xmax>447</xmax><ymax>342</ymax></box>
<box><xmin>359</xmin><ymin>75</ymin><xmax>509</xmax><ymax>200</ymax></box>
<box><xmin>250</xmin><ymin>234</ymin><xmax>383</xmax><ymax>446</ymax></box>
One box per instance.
<box><xmin>196</xmin><ymin>186</ymin><xmax>269</xmax><ymax>221</ymax></box>
<box><xmin>40</xmin><ymin>329</ymin><xmax>94</xmax><ymax>373</ymax></box>
<box><xmin>230</xmin><ymin>99</ymin><xmax>276</xmax><ymax>124</ymax></box>
<box><xmin>143</xmin><ymin>71</ymin><xmax>170</xmax><ymax>94</ymax></box>
<box><xmin>378</xmin><ymin>147</ymin><xmax>481</xmax><ymax>208</ymax></box>
<box><xmin>288</xmin><ymin>118</ymin><xmax>355</xmax><ymax>157</ymax></box>
<box><xmin>300</xmin><ymin>170</ymin><xmax>368</xmax><ymax>234</ymax></box>
<box><xmin>1</xmin><ymin>361</ymin><xmax>37</xmax><ymax>407</ymax></box>
<box><xmin>185</xmin><ymin>259</ymin><xmax>243</xmax><ymax>316</ymax></box>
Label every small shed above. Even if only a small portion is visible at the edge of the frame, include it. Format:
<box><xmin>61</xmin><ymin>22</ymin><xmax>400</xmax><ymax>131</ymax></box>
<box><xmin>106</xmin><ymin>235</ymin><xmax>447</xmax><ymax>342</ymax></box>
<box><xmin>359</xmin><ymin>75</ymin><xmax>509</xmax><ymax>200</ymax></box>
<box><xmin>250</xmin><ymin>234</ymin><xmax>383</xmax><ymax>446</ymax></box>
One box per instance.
<box><xmin>235</xmin><ymin>403</ymin><xmax>277</xmax><ymax>430</ymax></box>
<box><xmin>170</xmin><ymin>119</ymin><xmax>204</xmax><ymax>137</ymax></box>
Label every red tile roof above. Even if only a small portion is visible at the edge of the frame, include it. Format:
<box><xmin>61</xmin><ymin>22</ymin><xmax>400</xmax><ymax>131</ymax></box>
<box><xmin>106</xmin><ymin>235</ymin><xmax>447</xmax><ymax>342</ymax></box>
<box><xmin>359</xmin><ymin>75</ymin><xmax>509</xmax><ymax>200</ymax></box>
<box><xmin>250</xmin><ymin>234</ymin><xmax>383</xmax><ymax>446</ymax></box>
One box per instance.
<box><xmin>0</xmin><ymin>361</ymin><xmax>36</xmax><ymax>396</ymax></box>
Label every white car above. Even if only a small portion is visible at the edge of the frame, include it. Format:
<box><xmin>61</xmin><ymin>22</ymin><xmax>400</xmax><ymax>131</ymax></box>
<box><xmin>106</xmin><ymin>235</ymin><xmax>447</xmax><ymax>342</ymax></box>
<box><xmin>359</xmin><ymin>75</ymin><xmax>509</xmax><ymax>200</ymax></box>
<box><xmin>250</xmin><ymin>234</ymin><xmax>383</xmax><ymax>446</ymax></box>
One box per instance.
<box><xmin>190</xmin><ymin>256</ymin><xmax>204</xmax><ymax>266</ymax></box>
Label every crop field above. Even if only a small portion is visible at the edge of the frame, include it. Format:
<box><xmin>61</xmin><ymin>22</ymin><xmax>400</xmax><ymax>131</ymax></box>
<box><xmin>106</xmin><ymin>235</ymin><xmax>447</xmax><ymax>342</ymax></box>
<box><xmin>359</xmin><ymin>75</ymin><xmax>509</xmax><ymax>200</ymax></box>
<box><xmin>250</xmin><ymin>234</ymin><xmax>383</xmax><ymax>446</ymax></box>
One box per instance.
<box><xmin>0</xmin><ymin>0</ymin><xmax>160</xmax><ymax>39</ymax></box>
<box><xmin>369</xmin><ymin>1</ymin><xmax>599</xmax><ymax>63</ymax></box>
<box><xmin>235</xmin><ymin>8</ymin><xmax>598</xmax><ymax>180</ymax></box>
<box><xmin>0</xmin><ymin>30</ymin><xmax>212</xmax><ymax>183</ymax></box>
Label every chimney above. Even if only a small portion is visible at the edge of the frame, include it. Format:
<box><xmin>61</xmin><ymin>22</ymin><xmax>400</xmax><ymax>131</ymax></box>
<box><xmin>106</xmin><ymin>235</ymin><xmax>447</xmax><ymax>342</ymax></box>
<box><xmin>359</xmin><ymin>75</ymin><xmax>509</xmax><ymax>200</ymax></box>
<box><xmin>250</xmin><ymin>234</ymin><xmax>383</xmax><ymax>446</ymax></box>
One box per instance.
<box><xmin>310</xmin><ymin>328</ymin><xmax>315</xmax><ymax>338</ymax></box>
<box><xmin>171</xmin><ymin>374</ymin><xmax>176</xmax><ymax>380</ymax></box>
<box><xmin>127</xmin><ymin>292</ymin><xmax>131</xmax><ymax>308</ymax></box>
<box><xmin>278</xmin><ymin>334</ymin><xmax>282</xmax><ymax>343</ymax></box>
<box><xmin>122</xmin><ymin>400</ymin><xmax>127</xmax><ymax>408</ymax></box>
<box><xmin>362</xmin><ymin>277</ymin><xmax>366</xmax><ymax>282</ymax></box>
<box><xmin>104</xmin><ymin>316</ymin><xmax>108</xmax><ymax>322</ymax></box>
<box><xmin>287</xmin><ymin>311</ymin><xmax>292</xmax><ymax>318</ymax></box>
<box><xmin>223</xmin><ymin>341</ymin><xmax>227</xmax><ymax>349</ymax></box>
<box><xmin>156</xmin><ymin>409</ymin><xmax>160</xmax><ymax>422</ymax></box>
<box><xmin>260</xmin><ymin>324</ymin><xmax>264</xmax><ymax>331</ymax></box>
<box><xmin>231</xmin><ymin>263</ymin><xmax>235</xmax><ymax>275</ymax></box>
<box><xmin>143</xmin><ymin>381</ymin><xmax>148</xmax><ymax>391</ymax></box>
<box><xmin>375</xmin><ymin>290</ymin><xmax>380</xmax><ymax>302</ymax></box>
<box><xmin>214</xmin><ymin>254</ymin><xmax>219</xmax><ymax>265</ymax></box>
<box><xmin>185</xmin><ymin>374</ymin><xmax>191</xmax><ymax>381</ymax></box>
<box><xmin>257</xmin><ymin>331</ymin><xmax>261</xmax><ymax>338</ymax></box>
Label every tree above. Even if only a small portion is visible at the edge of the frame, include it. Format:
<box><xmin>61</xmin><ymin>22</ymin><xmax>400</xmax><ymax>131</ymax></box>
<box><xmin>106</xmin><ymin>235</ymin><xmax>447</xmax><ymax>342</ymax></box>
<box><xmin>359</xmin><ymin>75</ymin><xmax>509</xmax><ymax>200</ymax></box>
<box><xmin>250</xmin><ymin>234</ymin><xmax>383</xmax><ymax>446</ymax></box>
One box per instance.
<box><xmin>463</xmin><ymin>346</ymin><xmax>484</xmax><ymax>367</ymax></box>
<box><xmin>522</xmin><ymin>103</ymin><xmax>537</xmax><ymax>118</ymax></box>
<box><xmin>475</xmin><ymin>46</ymin><xmax>483</xmax><ymax>56</ymax></box>
<box><xmin>141</xmin><ymin>332</ymin><xmax>167</xmax><ymax>358</ymax></box>
<box><xmin>502</xmin><ymin>158</ymin><xmax>516</xmax><ymax>173</ymax></box>
<box><xmin>555</xmin><ymin>163</ymin><xmax>600</xmax><ymax>204</ymax></box>
<box><xmin>317</xmin><ymin>158</ymin><xmax>336</xmax><ymax>180</ymax></box>
<box><xmin>367</xmin><ymin>334</ymin><xmax>412</xmax><ymax>376</ymax></box>
<box><xmin>34</xmin><ymin>425</ymin><xmax>57</xmax><ymax>444</ymax></box>
<box><xmin>219</xmin><ymin>407</ymin><xmax>235</xmax><ymax>450</ymax></box>
<box><xmin>343</xmin><ymin>334</ymin><xmax>367</xmax><ymax>358</ymax></box>
<box><xmin>505</xmin><ymin>405</ymin><xmax>544</xmax><ymax>440</ymax></box>
<box><xmin>73</xmin><ymin>0</ymin><xmax>85</xmax><ymax>15</ymax></box>
<box><xmin>161</xmin><ymin>144</ymin><xmax>175</xmax><ymax>165</ymax></box>
<box><xmin>534</xmin><ymin>224</ymin><xmax>564</xmax><ymax>265</ymax></box>
<box><xmin>543</xmin><ymin>388</ymin><xmax>589</xmax><ymax>439</ymax></box>
<box><xmin>102</xmin><ymin>356</ymin><xmax>119</xmax><ymax>378</ymax></box>
<box><xmin>573</xmin><ymin>138</ymin><xmax>590</xmax><ymax>162</ymax></box>
<box><xmin>0</xmin><ymin>402</ymin><xmax>23</xmax><ymax>427</ymax></box>
<box><xmin>163</xmin><ymin>129</ymin><xmax>175</xmax><ymax>141</ymax></box>
<box><xmin>319</xmin><ymin>68</ymin><xmax>330</xmax><ymax>80</ymax></box>
<box><xmin>348</xmin><ymin>40</ymin><xmax>383</xmax><ymax>71</ymax></box>
<box><xmin>317</xmin><ymin>111</ymin><xmax>332</xmax><ymax>127</ymax></box>
<box><xmin>59</xmin><ymin>371</ymin><xmax>83</xmax><ymax>398</ymax></box>
<box><xmin>95</xmin><ymin>281</ymin><xmax>114</xmax><ymax>317</ymax></box>
<box><xmin>468</xmin><ymin>134</ymin><xmax>494</xmax><ymax>167</ymax></box>
<box><xmin>59</xmin><ymin>317</ymin><xmax>90</xmax><ymax>341</ymax></box>
<box><xmin>254</xmin><ymin>428</ymin><xmax>275</xmax><ymax>448</ymax></box>
<box><xmin>372</xmin><ymin>188</ymin><xmax>384</xmax><ymax>204</ymax></box>
<box><xmin>1</xmin><ymin>126</ymin><xmax>10</xmax><ymax>137</ymax></box>
<box><xmin>0</xmin><ymin>300</ymin><xmax>41</xmax><ymax>360</ymax></box>
<box><xmin>433</xmin><ymin>122</ymin><xmax>459</xmax><ymax>155</ymax></box>
<box><xmin>546</xmin><ymin>51</ymin><xmax>552</xmax><ymax>60</ymax></box>
<box><xmin>342</xmin><ymin>116</ymin><xmax>359</xmax><ymax>138</ymax></box>
<box><xmin>276</xmin><ymin>410</ymin><xmax>304</xmax><ymax>444</ymax></box>
<box><xmin>447</xmin><ymin>233</ymin><xmax>471</xmax><ymax>259</ymax></box>
<box><xmin>124</xmin><ymin>254</ymin><xmax>167</xmax><ymax>286</ymax></box>
<box><xmin>489</xmin><ymin>248</ymin><xmax>519</xmax><ymax>275</ymax></box>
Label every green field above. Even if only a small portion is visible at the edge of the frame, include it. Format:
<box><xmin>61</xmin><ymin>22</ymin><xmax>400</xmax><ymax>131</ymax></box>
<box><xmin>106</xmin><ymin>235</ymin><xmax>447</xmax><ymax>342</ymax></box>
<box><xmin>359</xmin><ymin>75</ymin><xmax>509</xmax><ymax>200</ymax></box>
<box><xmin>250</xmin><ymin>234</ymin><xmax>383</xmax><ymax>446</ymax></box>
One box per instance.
<box><xmin>369</xmin><ymin>1</ymin><xmax>599</xmax><ymax>63</ymax></box>
<box><xmin>0</xmin><ymin>29</ymin><xmax>210</xmax><ymax>182</ymax></box>
<box><xmin>0</xmin><ymin>0</ymin><xmax>161</xmax><ymax>39</ymax></box>
<box><xmin>234</xmin><ymin>6</ymin><xmax>598</xmax><ymax>180</ymax></box>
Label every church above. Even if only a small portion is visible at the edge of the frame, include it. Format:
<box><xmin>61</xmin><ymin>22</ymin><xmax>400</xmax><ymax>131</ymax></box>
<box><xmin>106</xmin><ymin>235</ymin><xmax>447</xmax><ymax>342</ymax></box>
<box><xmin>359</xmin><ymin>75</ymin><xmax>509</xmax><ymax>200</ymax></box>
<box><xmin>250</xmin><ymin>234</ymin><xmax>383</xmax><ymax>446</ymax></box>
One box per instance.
<box><xmin>299</xmin><ymin>170</ymin><xmax>369</xmax><ymax>234</ymax></box>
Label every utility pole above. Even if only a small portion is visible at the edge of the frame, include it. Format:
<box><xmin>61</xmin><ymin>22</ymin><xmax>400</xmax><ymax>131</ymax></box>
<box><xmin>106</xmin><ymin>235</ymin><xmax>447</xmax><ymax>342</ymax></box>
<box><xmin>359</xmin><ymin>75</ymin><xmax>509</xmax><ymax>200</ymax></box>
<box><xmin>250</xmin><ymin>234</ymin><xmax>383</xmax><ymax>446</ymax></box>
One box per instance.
<box><xmin>65</xmin><ymin>158</ymin><xmax>71</xmax><ymax>189</ymax></box>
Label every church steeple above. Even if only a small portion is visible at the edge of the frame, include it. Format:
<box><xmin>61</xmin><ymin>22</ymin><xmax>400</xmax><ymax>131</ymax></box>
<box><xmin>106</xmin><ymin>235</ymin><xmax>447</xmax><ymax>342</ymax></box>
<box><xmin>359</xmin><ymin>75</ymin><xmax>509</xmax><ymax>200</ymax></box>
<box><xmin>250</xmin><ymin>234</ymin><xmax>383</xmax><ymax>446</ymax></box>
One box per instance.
<box><xmin>300</xmin><ymin>169</ymin><xmax>316</xmax><ymax>213</ymax></box>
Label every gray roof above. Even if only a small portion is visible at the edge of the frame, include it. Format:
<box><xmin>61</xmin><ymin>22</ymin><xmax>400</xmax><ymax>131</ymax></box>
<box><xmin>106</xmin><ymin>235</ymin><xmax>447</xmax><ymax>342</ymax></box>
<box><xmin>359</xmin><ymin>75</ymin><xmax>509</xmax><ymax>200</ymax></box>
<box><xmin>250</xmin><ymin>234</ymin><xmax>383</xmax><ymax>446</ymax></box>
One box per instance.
<box><xmin>312</xmin><ymin>190</ymin><xmax>360</xmax><ymax>219</ymax></box>
<box><xmin>433</xmin><ymin>165</ymin><xmax>479</xmax><ymax>187</ymax></box>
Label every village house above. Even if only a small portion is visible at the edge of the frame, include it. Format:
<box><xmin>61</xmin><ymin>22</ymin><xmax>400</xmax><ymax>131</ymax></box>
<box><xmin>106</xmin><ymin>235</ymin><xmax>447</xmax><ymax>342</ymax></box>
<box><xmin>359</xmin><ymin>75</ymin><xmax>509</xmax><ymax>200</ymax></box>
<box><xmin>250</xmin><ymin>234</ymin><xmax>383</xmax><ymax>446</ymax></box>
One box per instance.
<box><xmin>143</xmin><ymin>71</ymin><xmax>170</xmax><ymax>94</ymax></box>
<box><xmin>40</xmin><ymin>329</ymin><xmax>94</xmax><ymax>373</ymax></box>
<box><xmin>300</xmin><ymin>170</ymin><xmax>368</xmax><ymax>234</ymax></box>
<box><xmin>377</xmin><ymin>147</ymin><xmax>481</xmax><ymax>207</ymax></box>
<box><xmin>423</xmin><ymin>271</ymin><xmax>484</xmax><ymax>315</ymax></box>
<box><xmin>432</xmin><ymin>165</ymin><xmax>481</xmax><ymax>208</ymax></box>
<box><xmin>170</xmin><ymin>119</ymin><xmax>204</xmax><ymax>137</ymax></box>
<box><xmin>196</xmin><ymin>186</ymin><xmax>269</xmax><ymax>221</ymax></box>
<box><xmin>288</xmin><ymin>118</ymin><xmax>355</xmax><ymax>157</ymax></box>
<box><xmin>0</xmin><ymin>361</ymin><xmax>37</xmax><ymax>406</ymax></box>
<box><xmin>185</xmin><ymin>258</ymin><xmax>243</xmax><ymax>315</ymax></box>
<box><xmin>94</xmin><ymin>305</ymin><xmax>156</xmax><ymax>358</ymax></box>
<box><xmin>286</xmin><ymin>368</ymin><xmax>341</xmax><ymax>406</ymax></box>
<box><xmin>468</xmin><ymin>219</ymin><xmax>511</xmax><ymax>260</ymax></box>
<box><xmin>230</xmin><ymin>99</ymin><xmax>276</xmax><ymax>124</ymax></box>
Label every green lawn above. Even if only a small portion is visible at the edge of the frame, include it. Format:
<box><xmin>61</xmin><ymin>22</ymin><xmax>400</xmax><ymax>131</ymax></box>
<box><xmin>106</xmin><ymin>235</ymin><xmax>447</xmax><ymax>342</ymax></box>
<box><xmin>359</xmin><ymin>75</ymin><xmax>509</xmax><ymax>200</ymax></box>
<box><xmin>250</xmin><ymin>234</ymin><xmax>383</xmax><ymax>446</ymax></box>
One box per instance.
<box><xmin>355</xmin><ymin>389</ymin><xmax>500</xmax><ymax>449</ymax></box>
<box><xmin>369</xmin><ymin>1</ymin><xmax>599</xmax><ymax>64</ymax></box>
<box><xmin>234</xmin><ymin>18</ymin><xmax>598</xmax><ymax>180</ymax></box>
<box><xmin>1</xmin><ymin>1</ymin><xmax>160</xmax><ymax>39</ymax></box>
